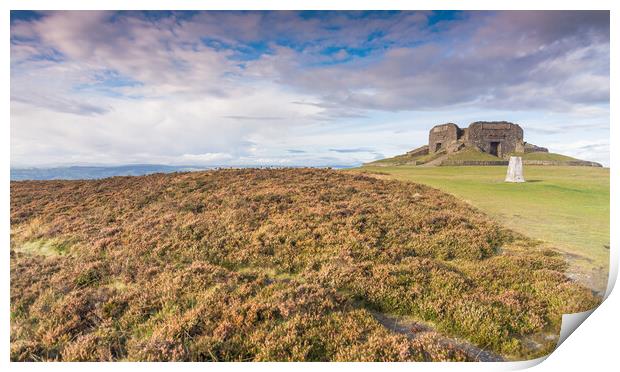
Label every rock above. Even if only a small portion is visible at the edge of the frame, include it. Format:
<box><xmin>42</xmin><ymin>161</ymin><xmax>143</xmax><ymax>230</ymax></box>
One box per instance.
<box><xmin>505</xmin><ymin>156</ymin><xmax>525</xmax><ymax>183</ymax></box>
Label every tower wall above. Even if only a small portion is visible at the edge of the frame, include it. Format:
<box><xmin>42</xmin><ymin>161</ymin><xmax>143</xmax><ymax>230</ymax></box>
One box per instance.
<box><xmin>428</xmin><ymin>123</ymin><xmax>460</xmax><ymax>154</ymax></box>
<box><xmin>466</xmin><ymin>121</ymin><xmax>524</xmax><ymax>158</ymax></box>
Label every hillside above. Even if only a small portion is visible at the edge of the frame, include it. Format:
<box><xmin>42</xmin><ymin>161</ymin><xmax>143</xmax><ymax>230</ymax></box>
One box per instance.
<box><xmin>367</xmin><ymin>145</ymin><xmax>434</xmax><ymax>166</ymax></box>
<box><xmin>10</xmin><ymin>169</ymin><xmax>598</xmax><ymax>361</ymax></box>
<box><xmin>516</xmin><ymin>152</ymin><xmax>602</xmax><ymax>166</ymax></box>
<box><xmin>440</xmin><ymin>147</ymin><xmax>505</xmax><ymax>165</ymax></box>
<box><xmin>367</xmin><ymin>146</ymin><xmax>602</xmax><ymax>167</ymax></box>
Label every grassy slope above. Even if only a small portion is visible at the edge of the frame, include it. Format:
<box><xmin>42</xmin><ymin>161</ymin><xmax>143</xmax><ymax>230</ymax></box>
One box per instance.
<box><xmin>368</xmin><ymin>147</ymin><xmax>502</xmax><ymax>168</ymax></box>
<box><xmin>365</xmin><ymin>148</ymin><xmax>443</xmax><ymax>166</ymax></box>
<box><xmin>521</xmin><ymin>152</ymin><xmax>578</xmax><ymax>161</ymax></box>
<box><xmin>444</xmin><ymin>147</ymin><xmax>501</xmax><ymax>162</ymax></box>
<box><xmin>370</xmin><ymin>146</ymin><xmax>597</xmax><ymax>167</ymax></box>
<box><xmin>518</xmin><ymin>152</ymin><xmax>587</xmax><ymax>163</ymax></box>
<box><xmin>368</xmin><ymin>152</ymin><xmax>421</xmax><ymax>166</ymax></box>
<box><xmin>355</xmin><ymin>166</ymin><xmax>610</xmax><ymax>293</ymax></box>
<box><xmin>10</xmin><ymin>169</ymin><xmax>597</xmax><ymax>361</ymax></box>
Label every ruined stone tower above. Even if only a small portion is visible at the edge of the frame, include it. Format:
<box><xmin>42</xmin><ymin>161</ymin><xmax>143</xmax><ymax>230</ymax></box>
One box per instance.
<box><xmin>428</xmin><ymin>121</ymin><xmax>532</xmax><ymax>158</ymax></box>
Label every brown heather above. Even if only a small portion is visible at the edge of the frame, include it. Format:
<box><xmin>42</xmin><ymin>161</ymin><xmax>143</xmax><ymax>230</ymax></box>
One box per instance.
<box><xmin>10</xmin><ymin>168</ymin><xmax>598</xmax><ymax>361</ymax></box>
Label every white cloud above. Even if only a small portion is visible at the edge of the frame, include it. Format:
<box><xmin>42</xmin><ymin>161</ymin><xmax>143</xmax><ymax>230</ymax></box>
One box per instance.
<box><xmin>10</xmin><ymin>11</ymin><xmax>610</xmax><ymax>167</ymax></box>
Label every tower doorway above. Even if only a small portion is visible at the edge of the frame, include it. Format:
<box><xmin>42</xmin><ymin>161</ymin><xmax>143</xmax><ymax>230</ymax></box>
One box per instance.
<box><xmin>489</xmin><ymin>142</ymin><xmax>500</xmax><ymax>157</ymax></box>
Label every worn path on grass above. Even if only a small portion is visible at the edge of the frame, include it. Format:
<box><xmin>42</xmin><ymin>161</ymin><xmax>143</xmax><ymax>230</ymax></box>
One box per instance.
<box><xmin>371</xmin><ymin>311</ymin><xmax>505</xmax><ymax>362</ymax></box>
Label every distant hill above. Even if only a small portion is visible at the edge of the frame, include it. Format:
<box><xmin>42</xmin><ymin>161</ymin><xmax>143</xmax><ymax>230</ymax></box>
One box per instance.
<box><xmin>366</xmin><ymin>146</ymin><xmax>602</xmax><ymax>167</ymax></box>
<box><xmin>10</xmin><ymin>168</ymin><xmax>597</xmax><ymax>361</ymax></box>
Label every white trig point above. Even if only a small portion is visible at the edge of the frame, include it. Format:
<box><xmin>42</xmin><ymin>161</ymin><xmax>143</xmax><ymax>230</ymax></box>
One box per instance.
<box><xmin>505</xmin><ymin>156</ymin><xmax>525</xmax><ymax>183</ymax></box>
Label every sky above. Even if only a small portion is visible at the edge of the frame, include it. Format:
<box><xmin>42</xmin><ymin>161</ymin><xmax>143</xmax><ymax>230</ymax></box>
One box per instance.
<box><xmin>10</xmin><ymin>10</ymin><xmax>610</xmax><ymax>167</ymax></box>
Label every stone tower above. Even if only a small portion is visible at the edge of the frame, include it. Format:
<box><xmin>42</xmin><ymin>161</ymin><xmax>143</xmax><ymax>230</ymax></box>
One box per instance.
<box><xmin>428</xmin><ymin>121</ymin><xmax>528</xmax><ymax>158</ymax></box>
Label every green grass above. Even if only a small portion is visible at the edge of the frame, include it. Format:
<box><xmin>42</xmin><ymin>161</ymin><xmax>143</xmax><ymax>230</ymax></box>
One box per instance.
<box><xmin>415</xmin><ymin>151</ymin><xmax>445</xmax><ymax>164</ymax></box>
<box><xmin>353</xmin><ymin>165</ymin><xmax>610</xmax><ymax>293</ymax></box>
<box><xmin>369</xmin><ymin>147</ymin><xmax>597</xmax><ymax>168</ymax></box>
<box><xmin>444</xmin><ymin>147</ymin><xmax>501</xmax><ymax>162</ymax></box>
<box><xmin>517</xmin><ymin>152</ymin><xmax>579</xmax><ymax>161</ymax></box>
<box><xmin>368</xmin><ymin>152</ymin><xmax>421</xmax><ymax>166</ymax></box>
<box><xmin>366</xmin><ymin>149</ymin><xmax>444</xmax><ymax>166</ymax></box>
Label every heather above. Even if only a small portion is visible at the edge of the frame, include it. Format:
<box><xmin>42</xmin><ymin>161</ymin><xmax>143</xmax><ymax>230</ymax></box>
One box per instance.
<box><xmin>10</xmin><ymin>168</ymin><xmax>598</xmax><ymax>361</ymax></box>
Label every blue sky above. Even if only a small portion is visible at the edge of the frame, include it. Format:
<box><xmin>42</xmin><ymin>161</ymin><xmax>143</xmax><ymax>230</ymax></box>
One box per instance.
<box><xmin>10</xmin><ymin>10</ymin><xmax>610</xmax><ymax>167</ymax></box>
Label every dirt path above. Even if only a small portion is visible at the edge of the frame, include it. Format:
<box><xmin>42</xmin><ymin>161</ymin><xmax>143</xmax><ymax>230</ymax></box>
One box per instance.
<box><xmin>371</xmin><ymin>311</ymin><xmax>505</xmax><ymax>362</ymax></box>
<box><xmin>560</xmin><ymin>250</ymin><xmax>608</xmax><ymax>297</ymax></box>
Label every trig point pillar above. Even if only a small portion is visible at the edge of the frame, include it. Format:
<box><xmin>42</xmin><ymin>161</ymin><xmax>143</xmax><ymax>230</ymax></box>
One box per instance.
<box><xmin>505</xmin><ymin>156</ymin><xmax>525</xmax><ymax>183</ymax></box>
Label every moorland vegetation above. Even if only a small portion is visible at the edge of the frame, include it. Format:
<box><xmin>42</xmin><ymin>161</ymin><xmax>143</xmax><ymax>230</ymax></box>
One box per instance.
<box><xmin>10</xmin><ymin>169</ymin><xmax>598</xmax><ymax>361</ymax></box>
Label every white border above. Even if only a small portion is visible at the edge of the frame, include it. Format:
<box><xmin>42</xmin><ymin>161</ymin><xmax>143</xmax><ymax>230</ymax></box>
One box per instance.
<box><xmin>2</xmin><ymin>1</ymin><xmax>617</xmax><ymax>371</ymax></box>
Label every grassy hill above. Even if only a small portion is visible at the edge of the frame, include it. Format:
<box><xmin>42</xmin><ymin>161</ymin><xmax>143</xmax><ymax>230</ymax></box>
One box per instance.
<box><xmin>367</xmin><ymin>152</ymin><xmax>422</xmax><ymax>166</ymax></box>
<box><xmin>367</xmin><ymin>147</ymin><xmax>503</xmax><ymax>167</ymax></box>
<box><xmin>443</xmin><ymin>147</ymin><xmax>503</xmax><ymax>162</ymax></box>
<box><xmin>367</xmin><ymin>146</ymin><xmax>601</xmax><ymax>167</ymax></box>
<box><xmin>519</xmin><ymin>152</ymin><xmax>579</xmax><ymax>161</ymax></box>
<box><xmin>367</xmin><ymin>146</ymin><xmax>439</xmax><ymax>166</ymax></box>
<box><xmin>516</xmin><ymin>152</ymin><xmax>601</xmax><ymax>166</ymax></box>
<box><xmin>367</xmin><ymin>149</ymin><xmax>442</xmax><ymax>167</ymax></box>
<box><xmin>10</xmin><ymin>169</ymin><xmax>598</xmax><ymax>361</ymax></box>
